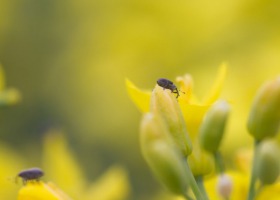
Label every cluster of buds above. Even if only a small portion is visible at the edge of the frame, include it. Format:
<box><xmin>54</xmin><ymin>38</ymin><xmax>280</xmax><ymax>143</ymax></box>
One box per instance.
<box><xmin>246</xmin><ymin>77</ymin><xmax>280</xmax><ymax>200</ymax></box>
<box><xmin>129</xmin><ymin>72</ymin><xmax>280</xmax><ymax>200</ymax></box>
<box><xmin>140</xmin><ymin>85</ymin><xmax>193</xmax><ymax>197</ymax></box>
<box><xmin>140</xmin><ymin>80</ymin><xmax>231</xmax><ymax>199</ymax></box>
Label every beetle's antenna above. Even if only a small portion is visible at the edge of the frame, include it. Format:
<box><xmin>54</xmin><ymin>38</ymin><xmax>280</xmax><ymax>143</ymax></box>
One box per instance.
<box><xmin>6</xmin><ymin>175</ymin><xmax>18</xmax><ymax>184</ymax></box>
<box><xmin>179</xmin><ymin>90</ymin><xmax>185</xmax><ymax>94</ymax></box>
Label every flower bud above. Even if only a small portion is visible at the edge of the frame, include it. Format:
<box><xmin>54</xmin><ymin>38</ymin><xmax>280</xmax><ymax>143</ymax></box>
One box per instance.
<box><xmin>256</xmin><ymin>140</ymin><xmax>280</xmax><ymax>185</ymax></box>
<box><xmin>150</xmin><ymin>85</ymin><xmax>192</xmax><ymax>156</ymax></box>
<box><xmin>247</xmin><ymin>77</ymin><xmax>280</xmax><ymax>140</ymax></box>
<box><xmin>188</xmin><ymin>140</ymin><xmax>215</xmax><ymax>176</ymax></box>
<box><xmin>140</xmin><ymin>113</ymin><xmax>189</xmax><ymax>195</ymax></box>
<box><xmin>199</xmin><ymin>100</ymin><xmax>230</xmax><ymax>153</ymax></box>
<box><xmin>216</xmin><ymin>174</ymin><xmax>233</xmax><ymax>199</ymax></box>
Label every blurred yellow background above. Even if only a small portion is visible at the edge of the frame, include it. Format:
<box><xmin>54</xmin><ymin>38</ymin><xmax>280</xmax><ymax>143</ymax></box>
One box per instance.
<box><xmin>0</xmin><ymin>0</ymin><xmax>280</xmax><ymax>199</ymax></box>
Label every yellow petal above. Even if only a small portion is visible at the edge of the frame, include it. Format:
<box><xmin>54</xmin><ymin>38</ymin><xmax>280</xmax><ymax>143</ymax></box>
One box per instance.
<box><xmin>179</xmin><ymin>103</ymin><xmax>210</xmax><ymax>138</ymax></box>
<box><xmin>202</xmin><ymin>63</ymin><xmax>227</xmax><ymax>105</ymax></box>
<box><xmin>176</xmin><ymin>74</ymin><xmax>194</xmax><ymax>104</ymax></box>
<box><xmin>18</xmin><ymin>181</ymin><xmax>70</xmax><ymax>200</ymax></box>
<box><xmin>235</xmin><ymin>148</ymin><xmax>253</xmax><ymax>173</ymax></box>
<box><xmin>84</xmin><ymin>166</ymin><xmax>130</xmax><ymax>200</ymax></box>
<box><xmin>125</xmin><ymin>78</ymin><xmax>151</xmax><ymax>113</ymax></box>
<box><xmin>42</xmin><ymin>130</ymin><xmax>85</xmax><ymax>198</ymax></box>
<box><xmin>46</xmin><ymin>182</ymin><xmax>72</xmax><ymax>200</ymax></box>
<box><xmin>256</xmin><ymin>182</ymin><xmax>280</xmax><ymax>200</ymax></box>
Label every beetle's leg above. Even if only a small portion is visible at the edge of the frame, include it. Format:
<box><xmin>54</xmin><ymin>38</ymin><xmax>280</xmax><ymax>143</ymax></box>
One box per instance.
<box><xmin>172</xmin><ymin>88</ymin><xmax>180</xmax><ymax>98</ymax></box>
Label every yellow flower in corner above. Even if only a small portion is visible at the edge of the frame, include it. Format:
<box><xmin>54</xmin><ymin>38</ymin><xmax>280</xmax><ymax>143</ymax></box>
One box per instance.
<box><xmin>17</xmin><ymin>130</ymin><xmax>130</xmax><ymax>200</ymax></box>
<box><xmin>18</xmin><ymin>181</ymin><xmax>71</xmax><ymax>200</ymax></box>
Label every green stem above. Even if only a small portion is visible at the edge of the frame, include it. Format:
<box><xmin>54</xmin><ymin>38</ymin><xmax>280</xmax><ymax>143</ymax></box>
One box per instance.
<box><xmin>195</xmin><ymin>176</ymin><xmax>209</xmax><ymax>200</ymax></box>
<box><xmin>214</xmin><ymin>151</ymin><xmax>225</xmax><ymax>174</ymax></box>
<box><xmin>185</xmin><ymin>161</ymin><xmax>206</xmax><ymax>200</ymax></box>
<box><xmin>247</xmin><ymin>140</ymin><xmax>260</xmax><ymax>200</ymax></box>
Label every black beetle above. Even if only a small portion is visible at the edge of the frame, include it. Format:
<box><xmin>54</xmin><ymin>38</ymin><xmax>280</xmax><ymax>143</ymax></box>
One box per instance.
<box><xmin>157</xmin><ymin>78</ymin><xmax>180</xmax><ymax>98</ymax></box>
<box><xmin>18</xmin><ymin>167</ymin><xmax>44</xmax><ymax>184</ymax></box>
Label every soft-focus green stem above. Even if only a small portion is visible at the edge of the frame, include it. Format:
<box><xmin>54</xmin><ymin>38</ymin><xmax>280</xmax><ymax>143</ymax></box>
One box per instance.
<box><xmin>214</xmin><ymin>151</ymin><xmax>225</xmax><ymax>174</ymax></box>
<box><xmin>247</xmin><ymin>140</ymin><xmax>260</xmax><ymax>200</ymax></box>
<box><xmin>195</xmin><ymin>176</ymin><xmax>209</xmax><ymax>200</ymax></box>
<box><xmin>185</xmin><ymin>161</ymin><xmax>206</xmax><ymax>200</ymax></box>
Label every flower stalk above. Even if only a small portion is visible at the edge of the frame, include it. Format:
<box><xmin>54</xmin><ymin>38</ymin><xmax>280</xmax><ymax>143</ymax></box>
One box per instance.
<box><xmin>247</xmin><ymin>140</ymin><xmax>260</xmax><ymax>200</ymax></box>
<box><xmin>195</xmin><ymin>176</ymin><xmax>209</xmax><ymax>200</ymax></box>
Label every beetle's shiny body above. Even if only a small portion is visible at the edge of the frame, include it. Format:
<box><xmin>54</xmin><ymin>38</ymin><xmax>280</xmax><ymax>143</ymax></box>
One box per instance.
<box><xmin>157</xmin><ymin>78</ymin><xmax>180</xmax><ymax>98</ymax></box>
<box><xmin>18</xmin><ymin>168</ymin><xmax>44</xmax><ymax>184</ymax></box>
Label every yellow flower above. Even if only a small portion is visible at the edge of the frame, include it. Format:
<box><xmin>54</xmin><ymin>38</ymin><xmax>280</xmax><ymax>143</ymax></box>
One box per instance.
<box><xmin>256</xmin><ymin>183</ymin><xmax>280</xmax><ymax>200</ymax></box>
<box><xmin>16</xmin><ymin>129</ymin><xmax>130</xmax><ymax>200</ymax></box>
<box><xmin>0</xmin><ymin>64</ymin><xmax>21</xmax><ymax>106</ymax></box>
<box><xmin>176</xmin><ymin>63</ymin><xmax>227</xmax><ymax>138</ymax></box>
<box><xmin>18</xmin><ymin>181</ymin><xmax>71</xmax><ymax>200</ymax></box>
<box><xmin>126</xmin><ymin>63</ymin><xmax>226</xmax><ymax>176</ymax></box>
<box><xmin>126</xmin><ymin>63</ymin><xmax>227</xmax><ymax>137</ymax></box>
<box><xmin>204</xmin><ymin>147</ymin><xmax>280</xmax><ymax>200</ymax></box>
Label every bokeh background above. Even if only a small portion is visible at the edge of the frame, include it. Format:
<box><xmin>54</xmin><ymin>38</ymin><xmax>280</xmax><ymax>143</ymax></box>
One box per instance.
<box><xmin>0</xmin><ymin>0</ymin><xmax>280</xmax><ymax>199</ymax></box>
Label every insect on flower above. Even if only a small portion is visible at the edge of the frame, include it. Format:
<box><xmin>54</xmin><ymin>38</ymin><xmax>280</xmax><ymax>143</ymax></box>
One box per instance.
<box><xmin>18</xmin><ymin>167</ymin><xmax>44</xmax><ymax>184</ymax></box>
<box><xmin>157</xmin><ymin>78</ymin><xmax>184</xmax><ymax>98</ymax></box>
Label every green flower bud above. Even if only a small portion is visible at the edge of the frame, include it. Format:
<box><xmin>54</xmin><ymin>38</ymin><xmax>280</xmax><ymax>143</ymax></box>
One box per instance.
<box><xmin>150</xmin><ymin>85</ymin><xmax>192</xmax><ymax>156</ymax></box>
<box><xmin>188</xmin><ymin>140</ymin><xmax>215</xmax><ymax>176</ymax></box>
<box><xmin>247</xmin><ymin>77</ymin><xmax>280</xmax><ymax>141</ymax></box>
<box><xmin>140</xmin><ymin>113</ymin><xmax>189</xmax><ymax>195</ymax></box>
<box><xmin>256</xmin><ymin>140</ymin><xmax>280</xmax><ymax>185</ymax></box>
<box><xmin>199</xmin><ymin>100</ymin><xmax>230</xmax><ymax>153</ymax></box>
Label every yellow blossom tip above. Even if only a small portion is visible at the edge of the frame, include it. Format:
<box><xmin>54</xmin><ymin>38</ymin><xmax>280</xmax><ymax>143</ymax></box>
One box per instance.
<box><xmin>18</xmin><ymin>181</ymin><xmax>71</xmax><ymax>200</ymax></box>
<box><xmin>176</xmin><ymin>74</ymin><xmax>194</xmax><ymax>103</ymax></box>
<box><xmin>42</xmin><ymin>130</ymin><xmax>85</xmax><ymax>198</ymax></box>
<box><xmin>202</xmin><ymin>63</ymin><xmax>227</xmax><ymax>105</ymax></box>
<box><xmin>125</xmin><ymin>78</ymin><xmax>151</xmax><ymax>113</ymax></box>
